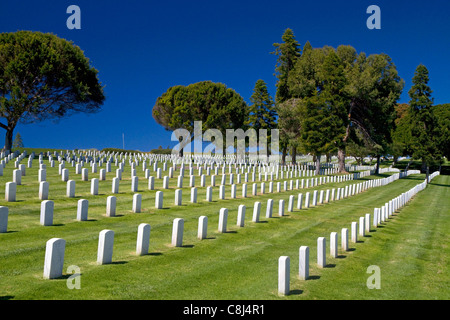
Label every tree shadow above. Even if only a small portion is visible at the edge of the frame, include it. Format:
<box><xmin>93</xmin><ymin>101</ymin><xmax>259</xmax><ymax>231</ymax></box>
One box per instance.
<box><xmin>429</xmin><ymin>183</ymin><xmax>449</xmax><ymax>188</ymax></box>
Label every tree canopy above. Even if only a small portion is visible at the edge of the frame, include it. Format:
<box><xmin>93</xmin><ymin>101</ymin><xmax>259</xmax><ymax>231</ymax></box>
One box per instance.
<box><xmin>152</xmin><ymin>81</ymin><xmax>248</xmax><ymax>155</ymax></box>
<box><xmin>0</xmin><ymin>31</ymin><xmax>105</xmax><ymax>150</ymax></box>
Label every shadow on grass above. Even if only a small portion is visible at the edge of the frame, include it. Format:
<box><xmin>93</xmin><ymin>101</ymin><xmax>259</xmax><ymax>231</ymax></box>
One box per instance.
<box><xmin>429</xmin><ymin>183</ymin><xmax>450</xmax><ymax>188</ymax></box>
<box><xmin>289</xmin><ymin>289</ymin><xmax>303</xmax><ymax>295</ymax></box>
<box><xmin>0</xmin><ymin>296</ymin><xmax>14</xmax><ymax>300</ymax></box>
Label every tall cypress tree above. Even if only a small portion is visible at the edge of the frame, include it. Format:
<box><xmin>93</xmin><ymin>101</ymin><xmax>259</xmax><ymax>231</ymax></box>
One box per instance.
<box><xmin>272</xmin><ymin>28</ymin><xmax>301</xmax><ymax>104</ymax></box>
<box><xmin>408</xmin><ymin>64</ymin><xmax>441</xmax><ymax>181</ymax></box>
<box><xmin>247</xmin><ymin>79</ymin><xmax>277</xmax><ymax>131</ymax></box>
<box><xmin>272</xmin><ymin>28</ymin><xmax>301</xmax><ymax>164</ymax></box>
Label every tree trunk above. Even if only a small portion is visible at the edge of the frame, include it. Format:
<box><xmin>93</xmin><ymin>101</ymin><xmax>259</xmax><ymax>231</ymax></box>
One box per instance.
<box><xmin>291</xmin><ymin>145</ymin><xmax>297</xmax><ymax>165</ymax></box>
<box><xmin>315</xmin><ymin>154</ymin><xmax>321</xmax><ymax>175</ymax></box>
<box><xmin>421</xmin><ymin>158</ymin><xmax>427</xmax><ymax>173</ymax></box>
<box><xmin>376</xmin><ymin>155</ymin><xmax>381</xmax><ymax>175</ymax></box>
<box><xmin>3</xmin><ymin>127</ymin><xmax>14</xmax><ymax>152</ymax></box>
<box><xmin>281</xmin><ymin>145</ymin><xmax>287</xmax><ymax>165</ymax></box>
<box><xmin>178</xmin><ymin>136</ymin><xmax>184</xmax><ymax>158</ymax></box>
<box><xmin>337</xmin><ymin>148</ymin><xmax>346</xmax><ymax>173</ymax></box>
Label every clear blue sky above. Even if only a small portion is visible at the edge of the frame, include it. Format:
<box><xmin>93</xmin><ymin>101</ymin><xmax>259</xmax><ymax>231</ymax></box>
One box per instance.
<box><xmin>1</xmin><ymin>0</ymin><xmax>449</xmax><ymax>151</ymax></box>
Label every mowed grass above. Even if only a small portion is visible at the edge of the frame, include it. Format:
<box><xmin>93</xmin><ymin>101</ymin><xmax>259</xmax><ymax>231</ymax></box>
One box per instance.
<box><xmin>0</xmin><ymin>158</ymin><xmax>448</xmax><ymax>300</ymax></box>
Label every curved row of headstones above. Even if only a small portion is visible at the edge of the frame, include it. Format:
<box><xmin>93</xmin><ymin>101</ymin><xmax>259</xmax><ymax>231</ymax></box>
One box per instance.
<box><xmin>35</xmin><ymin>171</ymin><xmax>439</xmax><ymax>280</ymax></box>
<box><xmin>0</xmin><ymin>168</ymin><xmax>420</xmax><ymax>232</ymax></box>
<box><xmin>277</xmin><ymin>171</ymin><xmax>440</xmax><ymax>295</ymax></box>
<box><xmin>3</xmin><ymin>161</ymin><xmax>371</xmax><ymax>202</ymax></box>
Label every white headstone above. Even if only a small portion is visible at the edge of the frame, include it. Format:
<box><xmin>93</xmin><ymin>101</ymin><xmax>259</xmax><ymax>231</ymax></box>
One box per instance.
<box><xmin>43</xmin><ymin>238</ymin><xmax>66</xmax><ymax>279</ymax></box>
<box><xmin>330</xmin><ymin>232</ymin><xmax>338</xmax><ymax>258</ymax></box>
<box><xmin>133</xmin><ymin>194</ymin><xmax>142</xmax><ymax>213</ymax></box>
<box><xmin>0</xmin><ymin>206</ymin><xmax>8</xmax><ymax>233</ymax></box>
<box><xmin>172</xmin><ymin>218</ymin><xmax>184</xmax><ymax>247</ymax></box>
<box><xmin>77</xmin><ymin>199</ymin><xmax>89</xmax><ymax>221</ymax></box>
<box><xmin>191</xmin><ymin>187</ymin><xmax>197</xmax><ymax>203</ymax></box>
<box><xmin>175</xmin><ymin>189</ymin><xmax>182</xmax><ymax>206</ymax></box>
<box><xmin>266</xmin><ymin>199</ymin><xmax>273</xmax><ymax>218</ymax></box>
<box><xmin>81</xmin><ymin>168</ymin><xmax>88</xmax><ymax>181</ymax></box>
<box><xmin>206</xmin><ymin>186</ymin><xmax>212</xmax><ymax>202</ymax></box>
<box><xmin>198</xmin><ymin>216</ymin><xmax>208</xmax><ymax>240</ymax></box>
<box><xmin>317</xmin><ymin>237</ymin><xmax>326</xmax><ymax>268</ymax></box>
<box><xmin>252</xmin><ymin>201</ymin><xmax>261</xmax><ymax>222</ymax></box>
<box><xmin>297</xmin><ymin>193</ymin><xmax>303</xmax><ymax>210</ymax></box>
<box><xmin>136</xmin><ymin>223</ymin><xmax>150</xmax><ymax>256</ymax></box>
<box><xmin>237</xmin><ymin>204</ymin><xmax>245</xmax><ymax>227</ymax></box>
<box><xmin>351</xmin><ymin>222</ymin><xmax>358</xmax><ymax>243</ymax></box>
<box><xmin>40</xmin><ymin>200</ymin><xmax>54</xmax><ymax>226</ymax></box>
<box><xmin>97</xmin><ymin>229</ymin><xmax>114</xmax><ymax>264</ymax></box>
<box><xmin>155</xmin><ymin>191</ymin><xmax>163</xmax><ymax>209</ymax></box>
<box><xmin>131</xmin><ymin>176</ymin><xmax>138</xmax><ymax>192</ymax></box>
<box><xmin>67</xmin><ymin>180</ymin><xmax>75</xmax><ymax>198</ymax></box>
<box><xmin>278</xmin><ymin>256</ymin><xmax>290</xmax><ymax>296</ymax></box>
<box><xmin>341</xmin><ymin>228</ymin><xmax>349</xmax><ymax>251</ymax></box>
<box><xmin>148</xmin><ymin>176</ymin><xmax>155</xmax><ymax>190</ymax></box>
<box><xmin>278</xmin><ymin>199</ymin><xmax>285</xmax><ymax>217</ymax></box>
<box><xmin>91</xmin><ymin>178</ymin><xmax>99</xmax><ymax>195</ymax></box>
<box><xmin>299</xmin><ymin>246</ymin><xmax>309</xmax><ymax>280</ymax></box>
<box><xmin>106</xmin><ymin>196</ymin><xmax>116</xmax><ymax>217</ymax></box>
<box><xmin>218</xmin><ymin>208</ymin><xmax>228</xmax><ymax>233</ymax></box>
<box><xmin>39</xmin><ymin>181</ymin><xmax>49</xmax><ymax>200</ymax></box>
<box><xmin>38</xmin><ymin>169</ymin><xmax>46</xmax><ymax>182</ymax></box>
<box><xmin>13</xmin><ymin>169</ymin><xmax>21</xmax><ymax>185</ymax></box>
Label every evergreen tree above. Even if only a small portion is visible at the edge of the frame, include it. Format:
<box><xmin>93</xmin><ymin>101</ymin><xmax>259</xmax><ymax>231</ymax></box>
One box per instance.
<box><xmin>12</xmin><ymin>132</ymin><xmax>23</xmax><ymax>149</ymax></box>
<box><xmin>272</xmin><ymin>29</ymin><xmax>301</xmax><ymax>164</ymax></box>
<box><xmin>247</xmin><ymin>79</ymin><xmax>277</xmax><ymax>131</ymax></box>
<box><xmin>408</xmin><ymin>64</ymin><xmax>441</xmax><ymax>181</ymax></box>
<box><xmin>246</xmin><ymin>79</ymin><xmax>277</xmax><ymax>158</ymax></box>
<box><xmin>272</xmin><ymin>28</ymin><xmax>301</xmax><ymax>104</ymax></box>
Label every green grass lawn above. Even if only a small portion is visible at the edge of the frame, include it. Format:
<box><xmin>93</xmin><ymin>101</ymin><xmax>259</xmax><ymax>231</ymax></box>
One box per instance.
<box><xmin>0</xmin><ymin>158</ymin><xmax>448</xmax><ymax>300</ymax></box>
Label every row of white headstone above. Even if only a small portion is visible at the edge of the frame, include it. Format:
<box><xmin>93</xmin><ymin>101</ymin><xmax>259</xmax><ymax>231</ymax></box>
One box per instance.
<box><xmin>3</xmin><ymin>159</ymin><xmax>367</xmax><ymax>202</ymax></box>
<box><xmin>277</xmin><ymin>171</ymin><xmax>440</xmax><ymax>295</ymax></box>
<box><xmin>1</xmin><ymin>166</ymin><xmax>421</xmax><ymax>232</ymax></box>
